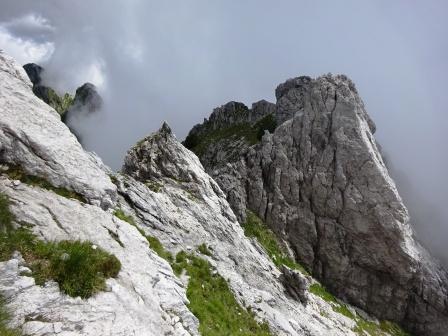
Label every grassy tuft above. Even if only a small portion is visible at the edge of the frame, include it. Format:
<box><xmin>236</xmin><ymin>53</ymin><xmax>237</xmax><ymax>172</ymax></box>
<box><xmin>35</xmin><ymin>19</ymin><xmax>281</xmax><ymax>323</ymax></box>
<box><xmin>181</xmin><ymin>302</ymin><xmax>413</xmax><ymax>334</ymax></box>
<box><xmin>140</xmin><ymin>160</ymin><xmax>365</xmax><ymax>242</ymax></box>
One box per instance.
<box><xmin>197</xmin><ymin>243</ymin><xmax>212</xmax><ymax>257</ymax></box>
<box><xmin>113</xmin><ymin>209</ymin><xmax>135</xmax><ymax>225</ymax></box>
<box><xmin>171</xmin><ymin>251</ymin><xmax>272</xmax><ymax>336</ymax></box>
<box><xmin>0</xmin><ymin>296</ymin><xmax>21</xmax><ymax>336</ymax></box>
<box><xmin>1</xmin><ymin>193</ymin><xmax>121</xmax><ymax>299</ymax></box>
<box><xmin>4</xmin><ymin>166</ymin><xmax>86</xmax><ymax>203</ymax></box>
<box><xmin>242</xmin><ymin>211</ymin><xmax>308</xmax><ymax>274</ymax></box>
<box><xmin>0</xmin><ymin>227</ymin><xmax>121</xmax><ymax>298</ymax></box>
<box><xmin>146</xmin><ymin>235</ymin><xmax>173</xmax><ymax>263</ymax></box>
<box><xmin>309</xmin><ymin>283</ymin><xmax>338</xmax><ymax>304</ymax></box>
<box><xmin>114</xmin><ymin>209</ymin><xmax>174</xmax><ymax>263</ymax></box>
<box><xmin>145</xmin><ymin>180</ymin><xmax>163</xmax><ymax>193</ymax></box>
<box><xmin>309</xmin><ymin>281</ymin><xmax>411</xmax><ymax>335</ymax></box>
<box><xmin>0</xmin><ymin>193</ymin><xmax>14</xmax><ymax>231</ymax></box>
<box><xmin>379</xmin><ymin>321</ymin><xmax>411</xmax><ymax>336</ymax></box>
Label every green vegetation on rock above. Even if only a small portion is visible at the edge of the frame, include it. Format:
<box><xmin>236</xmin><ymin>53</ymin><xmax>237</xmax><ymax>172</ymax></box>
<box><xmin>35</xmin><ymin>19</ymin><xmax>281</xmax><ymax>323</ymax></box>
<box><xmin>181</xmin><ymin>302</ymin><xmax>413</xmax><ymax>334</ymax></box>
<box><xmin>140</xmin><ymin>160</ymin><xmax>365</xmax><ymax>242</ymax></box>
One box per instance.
<box><xmin>171</xmin><ymin>251</ymin><xmax>272</xmax><ymax>336</ymax></box>
<box><xmin>46</xmin><ymin>89</ymin><xmax>74</xmax><ymax>115</ymax></box>
<box><xmin>114</xmin><ymin>208</ymin><xmax>173</xmax><ymax>263</ymax></box>
<box><xmin>310</xmin><ymin>283</ymin><xmax>410</xmax><ymax>336</ymax></box>
<box><xmin>185</xmin><ymin>114</ymin><xmax>277</xmax><ymax>157</ymax></box>
<box><xmin>0</xmin><ymin>295</ymin><xmax>21</xmax><ymax>336</ymax></box>
<box><xmin>197</xmin><ymin>243</ymin><xmax>212</xmax><ymax>256</ymax></box>
<box><xmin>1</xmin><ymin>193</ymin><xmax>121</xmax><ymax>299</ymax></box>
<box><xmin>113</xmin><ymin>209</ymin><xmax>135</xmax><ymax>225</ymax></box>
<box><xmin>242</xmin><ymin>211</ymin><xmax>308</xmax><ymax>274</ymax></box>
<box><xmin>145</xmin><ymin>180</ymin><xmax>163</xmax><ymax>193</ymax></box>
<box><xmin>4</xmin><ymin>166</ymin><xmax>86</xmax><ymax>203</ymax></box>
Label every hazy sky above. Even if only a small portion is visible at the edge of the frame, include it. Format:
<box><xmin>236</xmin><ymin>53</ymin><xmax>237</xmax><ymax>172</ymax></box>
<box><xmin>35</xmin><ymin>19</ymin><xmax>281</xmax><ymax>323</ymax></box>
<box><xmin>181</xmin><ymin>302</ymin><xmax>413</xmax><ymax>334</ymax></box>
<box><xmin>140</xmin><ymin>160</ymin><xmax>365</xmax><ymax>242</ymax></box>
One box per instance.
<box><xmin>0</xmin><ymin>1</ymin><xmax>447</xmax><ymax>265</ymax></box>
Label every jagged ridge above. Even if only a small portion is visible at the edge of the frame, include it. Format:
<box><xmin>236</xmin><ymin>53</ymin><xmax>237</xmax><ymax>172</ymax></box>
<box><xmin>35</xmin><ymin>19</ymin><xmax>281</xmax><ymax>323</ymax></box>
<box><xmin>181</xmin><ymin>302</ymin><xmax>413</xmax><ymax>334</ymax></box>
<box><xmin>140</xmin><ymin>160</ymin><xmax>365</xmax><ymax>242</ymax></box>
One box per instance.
<box><xmin>184</xmin><ymin>74</ymin><xmax>448</xmax><ymax>336</ymax></box>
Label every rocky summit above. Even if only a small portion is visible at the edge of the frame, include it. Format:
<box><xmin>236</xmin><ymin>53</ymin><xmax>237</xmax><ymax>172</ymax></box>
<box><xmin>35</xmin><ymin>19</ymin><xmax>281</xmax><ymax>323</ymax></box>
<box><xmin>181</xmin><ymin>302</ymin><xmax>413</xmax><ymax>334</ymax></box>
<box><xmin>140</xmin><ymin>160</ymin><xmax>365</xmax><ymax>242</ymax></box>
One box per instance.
<box><xmin>0</xmin><ymin>49</ymin><xmax>447</xmax><ymax>336</ymax></box>
<box><xmin>184</xmin><ymin>74</ymin><xmax>448</xmax><ymax>336</ymax></box>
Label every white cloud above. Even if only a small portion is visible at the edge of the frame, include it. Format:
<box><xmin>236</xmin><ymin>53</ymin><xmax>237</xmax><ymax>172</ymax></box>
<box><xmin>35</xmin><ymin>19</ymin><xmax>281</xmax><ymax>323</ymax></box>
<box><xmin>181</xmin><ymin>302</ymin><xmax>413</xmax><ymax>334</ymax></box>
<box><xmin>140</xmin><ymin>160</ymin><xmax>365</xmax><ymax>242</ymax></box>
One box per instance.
<box><xmin>0</xmin><ymin>26</ymin><xmax>54</xmax><ymax>64</ymax></box>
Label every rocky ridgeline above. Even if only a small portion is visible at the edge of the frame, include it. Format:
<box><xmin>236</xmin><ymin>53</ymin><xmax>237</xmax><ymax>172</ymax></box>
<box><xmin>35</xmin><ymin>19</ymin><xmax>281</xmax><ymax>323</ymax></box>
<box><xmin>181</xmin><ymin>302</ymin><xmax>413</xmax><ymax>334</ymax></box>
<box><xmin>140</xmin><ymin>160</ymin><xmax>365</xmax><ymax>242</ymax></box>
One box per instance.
<box><xmin>0</xmin><ymin>49</ymin><xmax>445</xmax><ymax>336</ymax></box>
<box><xmin>184</xmin><ymin>74</ymin><xmax>448</xmax><ymax>335</ymax></box>
<box><xmin>23</xmin><ymin>62</ymin><xmax>102</xmax><ymax>143</ymax></box>
<box><xmin>0</xmin><ymin>50</ymin><xmax>386</xmax><ymax>336</ymax></box>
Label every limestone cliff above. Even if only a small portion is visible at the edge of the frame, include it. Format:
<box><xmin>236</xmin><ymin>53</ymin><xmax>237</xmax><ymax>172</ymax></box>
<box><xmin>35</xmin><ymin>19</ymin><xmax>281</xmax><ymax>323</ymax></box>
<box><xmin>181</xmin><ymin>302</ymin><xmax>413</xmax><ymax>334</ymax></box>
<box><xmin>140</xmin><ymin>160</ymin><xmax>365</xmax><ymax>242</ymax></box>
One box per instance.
<box><xmin>184</xmin><ymin>75</ymin><xmax>448</xmax><ymax>336</ymax></box>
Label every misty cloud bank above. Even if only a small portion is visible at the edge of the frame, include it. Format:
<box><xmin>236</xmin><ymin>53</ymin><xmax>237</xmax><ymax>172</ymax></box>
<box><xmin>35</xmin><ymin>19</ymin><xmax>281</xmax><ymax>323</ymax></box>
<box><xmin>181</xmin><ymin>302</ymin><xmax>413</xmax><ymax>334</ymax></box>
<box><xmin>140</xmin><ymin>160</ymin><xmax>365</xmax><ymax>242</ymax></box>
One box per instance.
<box><xmin>0</xmin><ymin>1</ymin><xmax>447</xmax><ymax>266</ymax></box>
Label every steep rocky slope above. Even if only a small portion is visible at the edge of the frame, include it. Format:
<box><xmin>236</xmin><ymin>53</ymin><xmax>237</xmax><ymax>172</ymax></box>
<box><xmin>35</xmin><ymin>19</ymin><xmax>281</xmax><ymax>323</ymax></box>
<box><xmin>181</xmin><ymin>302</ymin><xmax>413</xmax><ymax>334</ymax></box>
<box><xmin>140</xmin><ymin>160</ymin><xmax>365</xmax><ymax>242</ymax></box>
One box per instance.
<box><xmin>184</xmin><ymin>75</ymin><xmax>448</xmax><ymax>335</ymax></box>
<box><xmin>0</xmin><ymin>49</ymin><xmax>443</xmax><ymax>336</ymax></box>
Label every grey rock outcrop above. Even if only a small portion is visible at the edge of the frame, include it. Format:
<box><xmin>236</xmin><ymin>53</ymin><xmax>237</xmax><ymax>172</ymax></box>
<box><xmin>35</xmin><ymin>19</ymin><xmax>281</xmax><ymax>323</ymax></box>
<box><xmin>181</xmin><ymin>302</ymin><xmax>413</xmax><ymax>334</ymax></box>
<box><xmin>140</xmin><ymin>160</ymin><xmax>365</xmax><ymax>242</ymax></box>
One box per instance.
<box><xmin>280</xmin><ymin>266</ymin><xmax>311</xmax><ymax>304</ymax></box>
<box><xmin>185</xmin><ymin>74</ymin><xmax>448</xmax><ymax>335</ymax></box>
<box><xmin>63</xmin><ymin>82</ymin><xmax>103</xmax><ymax>123</ymax></box>
<box><xmin>0</xmin><ymin>178</ymin><xmax>198</xmax><ymax>335</ymax></box>
<box><xmin>0</xmin><ymin>51</ymin><xmax>116</xmax><ymax>208</ymax></box>
<box><xmin>119</xmin><ymin>124</ymin><xmax>369</xmax><ymax>335</ymax></box>
<box><xmin>23</xmin><ymin>63</ymin><xmax>43</xmax><ymax>86</ymax></box>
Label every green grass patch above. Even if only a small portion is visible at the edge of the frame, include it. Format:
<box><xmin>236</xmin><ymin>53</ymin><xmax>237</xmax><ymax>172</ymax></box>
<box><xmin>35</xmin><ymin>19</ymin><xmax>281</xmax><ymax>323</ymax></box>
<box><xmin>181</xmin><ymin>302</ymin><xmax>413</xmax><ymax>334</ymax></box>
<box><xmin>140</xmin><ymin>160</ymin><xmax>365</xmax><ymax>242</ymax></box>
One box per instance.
<box><xmin>0</xmin><ymin>194</ymin><xmax>14</xmax><ymax>231</ymax></box>
<box><xmin>379</xmin><ymin>321</ymin><xmax>410</xmax><ymax>336</ymax></box>
<box><xmin>0</xmin><ymin>295</ymin><xmax>21</xmax><ymax>336</ymax></box>
<box><xmin>1</xmin><ymin>193</ymin><xmax>120</xmax><ymax>299</ymax></box>
<box><xmin>242</xmin><ymin>211</ymin><xmax>308</xmax><ymax>274</ymax></box>
<box><xmin>333</xmin><ymin>304</ymin><xmax>356</xmax><ymax>320</ymax></box>
<box><xmin>197</xmin><ymin>243</ymin><xmax>212</xmax><ymax>256</ymax></box>
<box><xmin>185</xmin><ymin>113</ymin><xmax>277</xmax><ymax>157</ymax></box>
<box><xmin>309</xmin><ymin>282</ymin><xmax>411</xmax><ymax>335</ymax></box>
<box><xmin>4</xmin><ymin>166</ymin><xmax>86</xmax><ymax>203</ymax></box>
<box><xmin>113</xmin><ymin>209</ymin><xmax>135</xmax><ymax>225</ymax></box>
<box><xmin>114</xmin><ymin>208</ymin><xmax>173</xmax><ymax>263</ymax></box>
<box><xmin>309</xmin><ymin>283</ymin><xmax>338</xmax><ymax>304</ymax></box>
<box><xmin>171</xmin><ymin>251</ymin><xmax>272</xmax><ymax>336</ymax></box>
<box><xmin>47</xmin><ymin>89</ymin><xmax>74</xmax><ymax>115</ymax></box>
<box><xmin>0</xmin><ymin>228</ymin><xmax>121</xmax><ymax>298</ymax></box>
<box><xmin>145</xmin><ymin>180</ymin><xmax>163</xmax><ymax>193</ymax></box>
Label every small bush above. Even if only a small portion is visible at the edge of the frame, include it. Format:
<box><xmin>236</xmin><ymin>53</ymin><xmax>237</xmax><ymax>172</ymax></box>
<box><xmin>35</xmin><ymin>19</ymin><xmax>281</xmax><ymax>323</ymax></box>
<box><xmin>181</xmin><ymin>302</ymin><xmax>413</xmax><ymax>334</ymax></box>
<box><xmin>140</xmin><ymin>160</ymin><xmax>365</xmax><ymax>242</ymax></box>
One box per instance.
<box><xmin>242</xmin><ymin>211</ymin><xmax>308</xmax><ymax>274</ymax></box>
<box><xmin>4</xmin><ymin>166</ymin><xmax>86</xmax><ymax>203</ymax></box>
<box><xmin>171</xmin><ymin>251</ymin><xmax>272</xmax><ymax>336</ymax></box>
<box><xmin>254</xmin><ymin>114</ymin><xmax>277</xmax><ymax>140</ymax></box>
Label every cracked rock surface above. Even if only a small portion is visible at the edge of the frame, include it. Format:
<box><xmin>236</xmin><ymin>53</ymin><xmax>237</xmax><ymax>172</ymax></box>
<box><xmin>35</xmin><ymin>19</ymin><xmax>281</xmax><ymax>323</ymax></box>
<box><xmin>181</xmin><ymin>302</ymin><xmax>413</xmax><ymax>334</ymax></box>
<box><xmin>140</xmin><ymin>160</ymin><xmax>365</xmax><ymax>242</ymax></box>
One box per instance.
<box><xmin>0</xmin><ymin>178</ymin><xmax>198</xmax><ymax>336</ymax></box>
<box><xmin>185</xmin><ymin>74</ymin><xmax>448</xmax><ymax>335</ymax></box>
<box><xmin>119</xmin><ymin>123</ymin><xmax>391</xmax><ymax>336</ymax></box>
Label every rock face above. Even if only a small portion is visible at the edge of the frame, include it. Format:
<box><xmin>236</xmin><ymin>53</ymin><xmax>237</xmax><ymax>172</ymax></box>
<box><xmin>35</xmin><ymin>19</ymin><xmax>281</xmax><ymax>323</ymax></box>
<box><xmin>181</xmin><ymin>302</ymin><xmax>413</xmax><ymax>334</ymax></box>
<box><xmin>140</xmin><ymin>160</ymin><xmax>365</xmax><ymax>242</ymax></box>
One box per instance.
<box><xmin>184</xmin><ymin>74</ymin><xmax>448</xmax><ymax>335</ymax></box>
<box><xmin>63</xmin><ymin>82</ymin><xmax>103</xmax><ymax>123</ymax></box>
<box><xmin>0</xmin><ymin>179</ymin><xmax>198</xmax><ymax>336</ymax></box>
<box><xmin>0</xmin><ymin>51</ymin><xmax>116</xmax><ymax>208</ymax></box>
<box><xmin>120</xmin><ymin>123</ymin><xmax>365</xmax><ymax>336</ymax></box>
<box><xmin>23</xmin><ymin>63</ymin><xmax>43</xmax><ymax>85</ymax></box>
<box><xmin>23</xmin><ymin>63</ymin><xmax>74</xmax><ymax>116</ymax></box>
